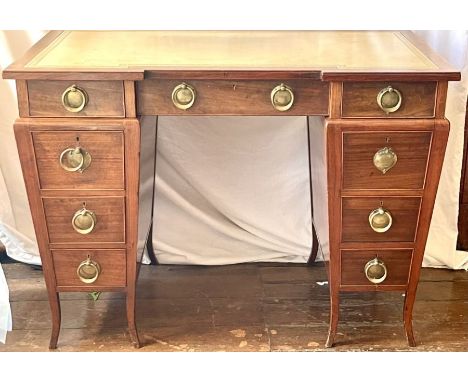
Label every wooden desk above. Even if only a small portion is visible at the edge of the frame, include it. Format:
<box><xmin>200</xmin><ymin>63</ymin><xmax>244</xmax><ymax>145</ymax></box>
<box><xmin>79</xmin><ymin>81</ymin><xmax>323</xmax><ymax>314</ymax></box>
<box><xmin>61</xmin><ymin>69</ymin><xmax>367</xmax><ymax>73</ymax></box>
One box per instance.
<box><xmin>3</xmin><ymin>31</ymin><xmax>460</xmax><ymax>349</ymax></box>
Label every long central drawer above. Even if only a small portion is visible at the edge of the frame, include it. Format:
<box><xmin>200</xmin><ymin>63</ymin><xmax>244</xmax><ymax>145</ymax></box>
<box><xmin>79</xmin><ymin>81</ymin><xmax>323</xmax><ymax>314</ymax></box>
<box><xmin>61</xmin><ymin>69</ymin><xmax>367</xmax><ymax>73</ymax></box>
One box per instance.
<box><xmin>137</xmin><ymin>79</ymin><xmax>329</xmax><ymax>115</ymax></box>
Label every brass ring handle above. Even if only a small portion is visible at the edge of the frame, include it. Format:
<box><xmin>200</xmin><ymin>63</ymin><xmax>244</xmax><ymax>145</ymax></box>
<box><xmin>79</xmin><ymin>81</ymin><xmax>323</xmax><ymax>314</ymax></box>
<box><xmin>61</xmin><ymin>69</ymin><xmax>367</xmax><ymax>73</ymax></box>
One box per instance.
<box><xmin>373</xmin><ymin>146</ymin><xmax>397</xmax><ymax>174</ymax></box>
<box><xmin>72</xmin><ymin>206</ymin><xmax>97</xmax><ymax>235</ymax></box>
<box><xmin>271</xmin><ymin>83</ymin><xmax>294</xmax><ymax>111</ymax></box>
<box><xmin>59</xmin><ymin>146</ymin><xmax>92</xmax><ymax>173</ymax></box>
<box><xmin>172</xmin><ymin>83</ymin><xmax>196</xmax><ymax>110</ymax></box>
<box><xmin>368</xmin><ymin>206</ymin><xmax>393</xmax><ymax>233</ymax></box>
<box><xmin>364</xmin><ymin>257</ymin><xmax>388</xmax><ymax>284</ymax></box>
<box><xmin>77</xmin><ymin>255</ymin><xmax>101</xmax><ymax>284</ymax></box>
<box><xmin>62</xmin><ymin>85</ymin><xmax>88</xmax><ymax>113</ymax></box>
<box><xmin>377</xmin><ymin>86</ymin><xmax>402</xmax><ymax>114</ymax></box>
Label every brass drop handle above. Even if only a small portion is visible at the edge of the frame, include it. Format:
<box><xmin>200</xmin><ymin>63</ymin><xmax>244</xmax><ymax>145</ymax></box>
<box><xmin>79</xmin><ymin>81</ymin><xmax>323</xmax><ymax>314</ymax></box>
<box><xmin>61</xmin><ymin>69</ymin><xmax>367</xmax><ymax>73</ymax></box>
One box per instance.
<box><xmin>77</xmin><ymin>255</ymin><xmax>101</xmax><ymax>284</ymax></box>
<box><xmin>364</xmin><ymin>257</ymin><xmax>387</xmax><ymax>284</ymax></box>
<box><xmin>172</xmin><ymin>82</ymin><xmax>196</xmax><ymax>110</ymax></box>
<box><xmin>373</xmin><ymin>146</ymin><xmax>397</xmax><ymax>174</ymax></box>
<box><xmin>368</xmin><ymin>206</ymin><xmax>393</xmax><ymax>233</ymax></box>
<box><xmin>62</xmin><ymin>84</ymin><xmax>88</xmax><ymax>113</ymax></box>
<box><xmin>59</xmin><ymin>146</ymin><xmax>92</xmax><ymax>173</ymax></box>
<box><xmin>377</xmin><ymin>85</ymin><xmax>402</xmax><ymax>114</ymax></box>
<box><xmin>271</xmin><ymin>83</ymin><xmax>294</xmax><ymax>111</ymax></box>
<box><xmin>72</xmin><ymin>206</ymin><xmax>97</xmax><ymax>235</ymax></box>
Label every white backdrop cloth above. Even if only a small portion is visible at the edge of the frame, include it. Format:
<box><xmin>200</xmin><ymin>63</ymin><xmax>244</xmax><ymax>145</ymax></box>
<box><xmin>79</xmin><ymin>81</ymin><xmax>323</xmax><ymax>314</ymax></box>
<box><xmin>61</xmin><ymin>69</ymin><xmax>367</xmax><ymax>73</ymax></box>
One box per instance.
<box><xmin>152</xmin><ymin>116</ymin><xmax>313</xmax><ymax>264</ymax></box>
<box><xmin>0</xmin><ymin>261</ymin><xmax>12</xmax><ymax>343</ymax></box>
<box><xmin>413</xmin><ymin>31</ymin><xmax>468</xmax><ymax>269</ymax></box>
<box><xmin>1</xmin><ymin>31</ymin><xmax>45</xmax><ymax>343</ymax></box>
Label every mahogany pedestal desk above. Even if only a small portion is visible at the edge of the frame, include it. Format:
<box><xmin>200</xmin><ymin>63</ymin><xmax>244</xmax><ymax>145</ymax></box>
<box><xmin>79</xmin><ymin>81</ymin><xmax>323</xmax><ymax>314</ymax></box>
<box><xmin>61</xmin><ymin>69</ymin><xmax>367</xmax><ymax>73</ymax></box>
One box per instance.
<box><xmin>3</xmin><ymin>31</ymin><xmax>460</xmax><ymax>349</ymax></box>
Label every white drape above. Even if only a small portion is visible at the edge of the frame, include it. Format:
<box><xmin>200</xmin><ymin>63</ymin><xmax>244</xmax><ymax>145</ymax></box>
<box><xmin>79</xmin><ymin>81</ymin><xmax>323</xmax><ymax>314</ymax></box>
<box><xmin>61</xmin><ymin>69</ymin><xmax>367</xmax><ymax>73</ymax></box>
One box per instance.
<box><xmin>1</xmin><ymin>30</ymin><xmax>467</xmax><ymax>342</ymax></box>
<box><xmin>413</xmin><ymin>31</ymin><xmax>468</xmax><ymax>269</ymax></box>
<box><xmin>1</xmin><ymin>31</ymin><xmax>47</xmax><ymax>343</ymax></box>
<box><xmin>152</xmin><ymin>116</ymin><xmax>312</xmax><ymax>264</ymax></box>
<box><xmin>0</xmin><ymin>31</ymin><xmax>44</xmax><ymax>266</ymax></box>
<box><xmin>0</xmin><ymin>261</ymin><xmax>12</xmax><ymax>343</ymax></box>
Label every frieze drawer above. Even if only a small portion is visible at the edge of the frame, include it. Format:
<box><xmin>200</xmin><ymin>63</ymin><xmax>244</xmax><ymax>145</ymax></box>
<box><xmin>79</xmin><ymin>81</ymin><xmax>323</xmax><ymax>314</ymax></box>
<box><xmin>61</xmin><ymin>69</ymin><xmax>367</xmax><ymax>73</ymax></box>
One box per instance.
<box><xmin>341</xmin><ymin>81</ymin><xmax>437</xmax><ymax>118</ymax></box>
<box><xmin>27</xmin><ymin>80</ymin><xmax>125</xmax><ymax>117</ymax></box>
<box><xmin>137</xmin><ymin>79</ymin><xmax>329</xmax><ymax>115</ymax></box>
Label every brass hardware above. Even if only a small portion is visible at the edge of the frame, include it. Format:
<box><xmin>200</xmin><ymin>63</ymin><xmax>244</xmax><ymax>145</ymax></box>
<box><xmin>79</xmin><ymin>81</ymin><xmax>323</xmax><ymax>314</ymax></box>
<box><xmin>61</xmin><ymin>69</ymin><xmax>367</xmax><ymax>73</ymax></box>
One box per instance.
<box><xmin>62</xmin><ymin>85</ymin><xmax>88</xmax><ymax>113</ymax></box>
<box><xmin>77</xmin><ymin>255</ymin><xmax>101</xmax><ymax>284</ymax></box>
<box><xmin>72</xmin><ymin>206</ymin><xmax>97</xmax><ymax>235</ymax></box>
<box><xmin>364</xmin><ymin>257</ymin><xmax>387</xmax><ymax>284</ymax></box>
<box><xmin>59</xmin><ymin>146</ymin><xmax>92</xmax><ymax>173</ymax></box>
<box><xmin>373</xmin><ymin>146</ymin><xmax>397</xmax><ymax>174</ymax></box>
<box><xmin>89</xmin><ymin>291</ymin><xmax>101</xmax><ymax>301</ymax></box>
<box><xmin>271</xmin><ymin>83</ymin><xmax>294</xmax><ymax>111</ymax></box>
<box><xmin>172</xmin><ymin>83</ymin><xmax>196</xmax><ymax>110</ymax></box>
<box><xmin>368</xmin><ymin>206</ymin><xmax>393</xmax><ymax>233</ymax></box>
<box><xmin>377</xmin><ymin>86</ymin><xmax>402</xmax><ymax>114</ymax></box>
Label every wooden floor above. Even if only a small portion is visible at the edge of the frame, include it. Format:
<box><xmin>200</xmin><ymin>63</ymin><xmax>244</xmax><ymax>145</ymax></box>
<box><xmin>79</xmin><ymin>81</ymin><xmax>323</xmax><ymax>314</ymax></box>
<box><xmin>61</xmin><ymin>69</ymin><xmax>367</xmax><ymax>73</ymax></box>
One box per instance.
<box><xmin>1</xmin><ymin>261</ymin><xmax>467</xmax><ymax>351</ymax></box>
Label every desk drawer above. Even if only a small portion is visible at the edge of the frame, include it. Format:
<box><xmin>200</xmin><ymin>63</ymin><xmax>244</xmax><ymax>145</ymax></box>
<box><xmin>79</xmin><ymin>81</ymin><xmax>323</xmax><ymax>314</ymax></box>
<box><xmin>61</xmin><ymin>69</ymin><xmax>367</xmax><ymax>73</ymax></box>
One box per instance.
<box><xmin>52</xmin><ymin>249</ymin><xmax>126</xmax><ymax>287</ymax></box>
<box><xmin>341</xmin><ymin>82</ymin><xmax>437</xmax><ymax>118</ymax></box>
<box><xmin>43</xmin><ymin>197</ymin><xmax>125</xmax><ymax>244</ymax></box>
<box><xmin>341</xmin><ymin>197</ymin><xmax>421</xmax><ymax>243</ymax></box>
<box><xmin>342</xmin><ymin>131</ymin><xmax>432</xmax><ymax>190</ymax></box>
<box><xmin>137</xmin><ymin>79</ymin><xmax>329</xmax><ymax>115</ymax></box>
<box><xmin>27</xmin><ymin>80</ymin><xmax>125</xmax><ymax>117</ymax></box>
<box><xmin>341</xmin><ymin>249</ymin><xmax>412</xmax><ymax>287</ymax></box>
<box><xmin>33</xmin><ymin>131</ymin><xmax>125</xmax><ymax>190</ymax></box>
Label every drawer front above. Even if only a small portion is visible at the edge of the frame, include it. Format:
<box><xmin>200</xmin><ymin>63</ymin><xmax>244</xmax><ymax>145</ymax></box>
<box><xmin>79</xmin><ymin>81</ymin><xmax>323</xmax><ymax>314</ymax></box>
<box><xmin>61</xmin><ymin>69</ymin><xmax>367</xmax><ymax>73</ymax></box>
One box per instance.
<box><xmin>137</xmin><ymin>79</ymin><xmax>329</xmax><ymax>115</ymax></box>
<box><xmin>43</xmin><ymin>197</ymin><xmax>125</xmax><ymax>244</ymax></box>
<box><xmin>27</xmin><ymin>80</ymin><xmax>125</xmax><ymax>117</ymax></box>
<box><xmin>341</xmin><ymin>249</ymin><xmax>412</xmax><ymax>286</ymax></box>
<box><xmin>341</xmin><ymin>82</ymin><xmax>437</xmax><ymax>118</ymax></box>
<box><xmin>33</xmin><ymin>131</ymin><xmax>125</xmax><ymax>190</ymax></box>
<box><xmin>342</xmin><ymin>131</ymin><xmax>432</xmax><ymax>190</ymax></box>
<box><xmin>52</xmin><ymin>249</ymin><xmax>126</xmax><ymax>287</ymax></box>
<box><xmin>341</xmin><ymin>197</ymin><xmax>421</xmax><ymax>242</ymax></box>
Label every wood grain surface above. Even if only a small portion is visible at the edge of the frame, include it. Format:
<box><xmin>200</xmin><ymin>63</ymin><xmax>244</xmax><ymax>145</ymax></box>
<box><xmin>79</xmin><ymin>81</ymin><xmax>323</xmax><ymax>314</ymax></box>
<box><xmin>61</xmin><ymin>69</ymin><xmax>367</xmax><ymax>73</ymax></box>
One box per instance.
<box><xmin>137</xmin><ymin>79</ymin><xmax>329</xmax><ymax>116</ymax></box>
<box><xmin>341</xmin><ymin>82</ymin><xmax>437</xmax><ymax>118</ymax></box>
<box><xmin>42</xmin><ymin>196</ymin><xmax>126</xmax><ymax>244</ymax></box>
<box><xmin>457</xmin><ymin>97</ymin><xmax>468</xmax><ymax>249</ymax></box>
<box><xmin>341</xmin><ymin>197</ymin><xmax>421</xmax><ymax>243</ymax></box>
<box><xmin>342</xmin><ymin>131</ymin><xmax>432</xmax><ymax>190</ymax></box>
<box><xmin>340</xmin><ymin>249</ymin><xmax>413</xmax><ymax>287</ymax></box>
<box><xmin>33</xmin><ymin>131</ymin><xmax>125</xmax><ymax>190</ymax></box>
<box><xmin>52</xmin><ymin>249</ymin><xmax>126</xmax><ymax>287</ymax></box>
<box><xmin>2</xmin><ymin>262</ymin><xmax>467</xmax><ymax>351</ymax></box>
<box><xmin>14</xmin><ymin>120</ymin><xmax>62</xmax><ymax>348</ymax></box>
<box><xmin>28</xmin><ymin>80</ymin><xmax>125</xmax><ymax>117</ymax></box>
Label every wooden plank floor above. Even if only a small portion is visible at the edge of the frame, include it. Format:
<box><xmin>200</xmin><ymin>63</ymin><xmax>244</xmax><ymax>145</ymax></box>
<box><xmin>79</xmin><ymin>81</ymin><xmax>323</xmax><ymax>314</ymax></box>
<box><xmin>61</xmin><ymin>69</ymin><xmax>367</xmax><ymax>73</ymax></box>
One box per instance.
<box><xmin>1</xmin><ymin>261</ymin><xmax>467</xmax><ymax>351</ymax></box>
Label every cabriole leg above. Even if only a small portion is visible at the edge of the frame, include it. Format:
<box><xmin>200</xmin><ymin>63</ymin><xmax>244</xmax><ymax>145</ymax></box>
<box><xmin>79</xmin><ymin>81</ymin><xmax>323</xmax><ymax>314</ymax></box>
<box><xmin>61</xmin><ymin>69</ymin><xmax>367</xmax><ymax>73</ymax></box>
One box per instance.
<box><xmin>403</xmin><ymin>292</ymin><xmax>417</xmax><ymax>347</ymax></box>
<box><xmin>325</xmin><ymin>290</ymin><xmax>339</xmax><ymax>348</ymax></box>
<box><xmin>48</xmin><ymin>291</ymin><xmax>61</xmax><ymax>349</ymax></box>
